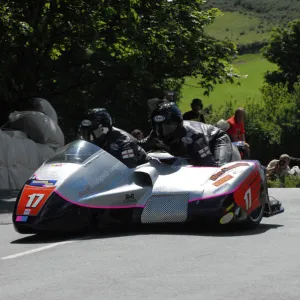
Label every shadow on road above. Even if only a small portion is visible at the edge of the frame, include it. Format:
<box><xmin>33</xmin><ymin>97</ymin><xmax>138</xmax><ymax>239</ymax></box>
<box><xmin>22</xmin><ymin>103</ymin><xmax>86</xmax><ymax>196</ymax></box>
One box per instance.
<box><xmin>11</xmin><ymin>222</ymin><xmax>284</xmax><ymax>245</ymax></box>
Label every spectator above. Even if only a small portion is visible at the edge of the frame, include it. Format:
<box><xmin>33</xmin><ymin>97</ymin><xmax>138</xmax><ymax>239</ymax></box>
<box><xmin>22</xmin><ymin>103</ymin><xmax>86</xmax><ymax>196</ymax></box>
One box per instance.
<box><xmin>266</xmin><ymin>154</ymin><xmax>291</xmax><ymax>181</ymax></box>
<box><xmin>183</xmin><ymin>98</ymin><xmax>206</xmax><ymax>123</ymax></box>
<box><xmin>131</xmin><ymin>129</ymin><xmax>144</xmax><ymax>141</ymax></box>
<box><xmin>216</xmin><ymin>119</ymin><xmax>250</xmax><ymax>159</ymax></box>
<box><xmin>227</xmin><ymin>107</ymin><xmax>250</xmax><ymax>157</ymax></box>
<box><xmin>227</xmin><ymin>108</ymin><xmax>246</xmax><ymax>141</ymax></box>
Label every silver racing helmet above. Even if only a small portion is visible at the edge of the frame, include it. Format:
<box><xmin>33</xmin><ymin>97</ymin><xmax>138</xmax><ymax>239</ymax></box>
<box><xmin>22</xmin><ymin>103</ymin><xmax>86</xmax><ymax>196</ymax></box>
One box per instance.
<box><xmin>151</xmin><ymin>102</ymin><xmax>183</xmax><ymax>143</ymax></box>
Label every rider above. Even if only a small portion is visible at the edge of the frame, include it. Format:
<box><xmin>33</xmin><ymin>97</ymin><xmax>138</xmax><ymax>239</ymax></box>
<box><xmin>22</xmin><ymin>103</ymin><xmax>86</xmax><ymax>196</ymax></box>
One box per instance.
<box><xmin>149</xmin><ymin>102</ymin><xmax>283</xmax><ymax>215</ymax></box>
<box><xmin>138</xmin><ymin>98</ymin><xmax>171</xmax><ymax>152</ymax></box>
<box><xmin>78</xmin><ymin>108</ymin><xmax>150</xmax><ymax>168</ymax></box>
<box><xmin>150</xmin><ymin>101</ymin><xmax>233</xmax><ymax>167</ymax></box>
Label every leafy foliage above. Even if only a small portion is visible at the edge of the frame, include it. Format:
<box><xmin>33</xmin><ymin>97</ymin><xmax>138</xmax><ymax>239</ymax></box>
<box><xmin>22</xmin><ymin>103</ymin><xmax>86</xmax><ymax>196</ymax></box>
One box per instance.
<box><xmin>267</xmin><ymin>175</ymin><xmax>300</xmax><ymax>188</ymax></box>
<box><xmin>202</xmin><ymin>79</ymin><xmax>300</xmax><ymax>164</ymax></box>
<box><xmin>262</xmin><ymin>20</ymin><xmax>300</xmax><ymax>89</ymax></box>
<box><xmin>0</xmin><ymin>0</ymin><xmax>239</xmax><ymax>140</ymax></box>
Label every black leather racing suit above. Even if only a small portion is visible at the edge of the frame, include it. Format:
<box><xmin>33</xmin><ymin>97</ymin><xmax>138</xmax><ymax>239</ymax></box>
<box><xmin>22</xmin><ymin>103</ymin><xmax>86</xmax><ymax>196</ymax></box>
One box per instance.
<box><xmin>140</xmin><ymin>121</ymin><xmax>233</xmax><ymax>167</ymax></box>
<box><xmin>93</xmin><ymin>127</ymin><xmax>150</xmax><ymax>168</ymax></box>
<box><xmin>138</xmin><ymin>130</ymin><xmax>169</xmax><ymax>152</ymax></box>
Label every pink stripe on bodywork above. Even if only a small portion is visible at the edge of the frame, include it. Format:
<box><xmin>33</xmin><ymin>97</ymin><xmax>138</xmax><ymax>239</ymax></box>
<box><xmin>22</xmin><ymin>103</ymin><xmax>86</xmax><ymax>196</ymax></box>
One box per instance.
<box><xmin>54</xmin><ymin>191</ymin><xmax>145</xmax><ymax>209</ymax></box>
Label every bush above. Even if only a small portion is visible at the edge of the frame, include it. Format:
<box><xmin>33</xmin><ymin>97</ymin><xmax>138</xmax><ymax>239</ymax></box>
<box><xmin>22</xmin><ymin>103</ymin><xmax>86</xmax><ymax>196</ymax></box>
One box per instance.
<box><xmin>268</xmin><ymin>176</ymin><xmax>300</xmax><ymax>188</ymax></box>
<box><xmin>267</xmin><ymin>179</ymin><xmax>282</xmax><ymax>188</ymax></box>
<box><xmin>204</xmin><ymin>98</ymin><xmax>237</xmax><ymax>125</ymax></box>
<box><xmin>204</xmin><ymin>80</ymin><xmax>300</xmax><ymax>165</ymax></box>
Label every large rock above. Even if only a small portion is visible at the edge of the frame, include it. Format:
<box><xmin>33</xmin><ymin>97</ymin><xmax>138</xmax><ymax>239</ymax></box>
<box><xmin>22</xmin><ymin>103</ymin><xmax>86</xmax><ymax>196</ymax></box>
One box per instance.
<box><xmin>8</xmin><ymin>111</ymin><xmax>64</xmax><ymax>149</ymax></box>
<box><xmin>0</xmin><ymin>98</ymin><xmax>65</xmax><ymax>189</ymax></box>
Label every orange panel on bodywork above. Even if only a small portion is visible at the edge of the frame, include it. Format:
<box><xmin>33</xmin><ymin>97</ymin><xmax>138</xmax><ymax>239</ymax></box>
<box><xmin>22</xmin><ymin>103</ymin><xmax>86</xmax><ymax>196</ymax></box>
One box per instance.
<box><xmin>213</xmin><ymin>174</ymin><xmax>233</xmax><ymax>187</ymax></box>
<box><xmin>233</xmin><ymin>168</ymin><xmax>262</xmax><ymax>214</ymax></box>
<box><xmin>16</xmin><ymin>185</ymin><xmax>56</xmax><ymax>216</ymax></box>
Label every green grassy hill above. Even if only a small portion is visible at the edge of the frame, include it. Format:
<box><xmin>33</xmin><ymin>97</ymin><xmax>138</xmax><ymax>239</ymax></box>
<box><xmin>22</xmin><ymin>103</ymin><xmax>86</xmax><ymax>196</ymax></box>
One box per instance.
<box><xmin>179</xmin><ymin>1</ymin><xmax>300</xmax><ymax>112</ymax></box>
<box><xmin>203</xmin><ymin>0</ymin><xmax>300</xmax><ymax>45</ymax></box>
<box><xmin>180</xmin><ymin>54</ymin><xmax>277</xmax><ymax>112</ymax></box>
<box><xmin>205</xmin><ymin>0</ymin><xmax>300</xmax><ymax>24</ymax></box>
<box><xmin>206</xmin><ymin>11</ymin><xmax>272</xmax><ymax>45</ymax></box>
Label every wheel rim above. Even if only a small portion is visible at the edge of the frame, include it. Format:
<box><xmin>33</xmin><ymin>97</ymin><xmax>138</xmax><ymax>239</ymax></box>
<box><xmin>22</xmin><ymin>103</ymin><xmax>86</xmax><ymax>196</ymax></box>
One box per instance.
<box><xmin>249</xmin><ymin>205</ymin><xmax>264</xmax><ymax>222</ymax></box>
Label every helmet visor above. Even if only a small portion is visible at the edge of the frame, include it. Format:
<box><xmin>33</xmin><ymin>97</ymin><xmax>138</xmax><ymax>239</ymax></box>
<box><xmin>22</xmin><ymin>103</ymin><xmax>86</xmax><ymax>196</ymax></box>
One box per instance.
<box><xmin>80</xmin><ymin>119</ymin><xmax>92</xmax><ymax>141</ymax></box>
<box><xmin>93</xmin><ymin>125</ymin><xmax>109</xmax><ymax>139</ymax></box>
<box><xmin>80</xmin><ymin>128</ymin><xmax>91</xmax><ymax>141</ymax></box>
<box><xmin>153</xmin><ymin>121</ymin><xmax>178</xmax><ymax>139</ymax></box>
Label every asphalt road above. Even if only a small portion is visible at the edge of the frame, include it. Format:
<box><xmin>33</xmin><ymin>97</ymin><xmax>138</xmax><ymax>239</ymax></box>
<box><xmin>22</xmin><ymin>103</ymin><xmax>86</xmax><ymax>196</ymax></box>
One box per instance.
<box><xmin>1</xmin><ymin>188</ymin><xmax>300</xmax><ymax>300</ymax></box>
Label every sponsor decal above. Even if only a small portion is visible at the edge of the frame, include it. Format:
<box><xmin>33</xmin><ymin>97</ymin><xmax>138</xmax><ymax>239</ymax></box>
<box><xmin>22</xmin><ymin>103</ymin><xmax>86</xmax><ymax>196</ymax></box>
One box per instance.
<box><xmin>196</xmin><ymin>138</ymin><xmax>204</xmax><ymax>144</ymax></box>
<box><xmin>213</xmin><ymin>174</ymin><xmax>233</xmax><ymax>187</ymax></box>
<box><xmin>213</xmin><ymin>183</ymin><xmax>230</xmax><ymax>194</ymax></box>
<box><xmin>71</xmin><ymin>177</ymin><xmax>88</xmax><ymax>189</ymax></box>
<box><xmin>209</xmin><ymin>162</ymin><xmax>250</xmax><ymax>181</ymax></box>
<box><xmin>28</xmin><ymin>179</ymin><xmax>57</xmax><ymax>187</ymax></box>
<box><xmin>219</xmin><ymin>212</ymin><xmax>234</xmax><ymax>225</ymax></box>
<box><xmin>232</xmin><ymin>168</ymin><xmax>244</xmax><ymax>175</ymax></box>
<box><xmin>79</xmin><ymin>161</ymin><xmax>124</xmax><ymax>197</ymax></box>
<box><xmin>225</xmin><ymin>203</ymin><xmax>235</xmax><ymax>212</ymax></box>
<box><xmin>209</xmin><ymin>171</ymin><xmax>224</xmax><ymax>181</ymax></box>
<box><xmin>199</xmin><ymin>146</ymin><xmax>211</xmax><ymax>158</ymax></box>
<box><xmin>181</xmin><ymin>137</ymin><xmax>193</xmax><ymax>144</ymax></box>
<box><xmin>51</xmin><ymin>163</ymin><xmax>63</xmax><ymax>167</ymax></box>
<box><xmin>124</xmin><ymin>193</ymin><xmax>136</xmax><ymax>203</ymax></box>
<box><xmin>153</xmin><ymin>115</ymin><xmax>165</xmax><ymax>122</ymax></box>
<box><xmin>122</xmin><ymin>149</ymin><xmax>134</xmax><ymax>159</ymax></box>
<box><xmin>16</xmin><ymin>185</ymin><xmax>56</xmax><ymax>217</ymax></box>
<box><xmin>23</xmin><ymin>209</ymin><xmax>31</xmax><ymax>215</ymax></box>
<box><xmin>79</xmin><ymin>170</ymin><xmax>109</xmax><ymax>197</ymax></box>
<box><xmin>81</xmin><ymin>119</ymin><xmax>92</xmax><ymax>127</ymax></box>
<box><xmin>16</xmin><ymin>216</ymin><xmax>28</xmax><ymax>222</ymax></box>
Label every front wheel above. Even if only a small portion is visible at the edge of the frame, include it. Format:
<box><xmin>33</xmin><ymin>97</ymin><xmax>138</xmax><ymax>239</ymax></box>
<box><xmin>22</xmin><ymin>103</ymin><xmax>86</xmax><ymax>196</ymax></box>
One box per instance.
<box><xmin>241</xmin><ymin>205</ymin><xmax>265</xmax><ymax>229</ymax></box>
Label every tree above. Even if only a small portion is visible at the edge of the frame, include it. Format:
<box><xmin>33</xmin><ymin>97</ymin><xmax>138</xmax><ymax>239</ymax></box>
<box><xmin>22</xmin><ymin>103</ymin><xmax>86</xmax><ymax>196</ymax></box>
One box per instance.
<box><xmin>262</xmin><ymin>20</ymin><xmax>300</xmax><ymax>90</ymax></box>
<box><xmin>0</xmin><ymin>0</ymin><xmax>238</xmax><ymax>139</ymax></box>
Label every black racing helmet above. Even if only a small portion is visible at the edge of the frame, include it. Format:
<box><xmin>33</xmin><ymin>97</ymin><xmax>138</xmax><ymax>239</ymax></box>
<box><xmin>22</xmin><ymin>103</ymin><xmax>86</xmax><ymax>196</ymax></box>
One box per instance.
<box><xmin>79</xmin><ymin>108</ymin><xmax>112</xmax><ymax>142</ymax></box>
<box><xmin>151</xmin><ymin>102</ymin><xmax>183</xmax><ymax>142</ymax></box>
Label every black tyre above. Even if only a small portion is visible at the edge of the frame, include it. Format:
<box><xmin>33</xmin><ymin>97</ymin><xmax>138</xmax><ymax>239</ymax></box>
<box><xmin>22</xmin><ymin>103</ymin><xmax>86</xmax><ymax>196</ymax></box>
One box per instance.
<box><xmin>241</xmin><ymin>204</ymin><xmax>265</xmax><ymax>229</ymax></box>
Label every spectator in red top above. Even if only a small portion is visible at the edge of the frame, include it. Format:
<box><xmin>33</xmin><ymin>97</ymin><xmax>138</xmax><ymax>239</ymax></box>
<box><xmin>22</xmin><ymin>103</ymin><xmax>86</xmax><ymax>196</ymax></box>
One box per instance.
<box><xmin>227</xmin><ymin>108</ymin><xmax>250</xmax><ymax>157</ymax></box>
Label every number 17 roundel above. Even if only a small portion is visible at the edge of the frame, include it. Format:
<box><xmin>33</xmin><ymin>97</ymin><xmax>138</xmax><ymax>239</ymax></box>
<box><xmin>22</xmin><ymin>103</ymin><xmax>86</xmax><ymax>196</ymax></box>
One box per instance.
<box><xmin>16</xmin><ymin>185</ymin><xmax>56</xmax><ymax>217</ymax></box>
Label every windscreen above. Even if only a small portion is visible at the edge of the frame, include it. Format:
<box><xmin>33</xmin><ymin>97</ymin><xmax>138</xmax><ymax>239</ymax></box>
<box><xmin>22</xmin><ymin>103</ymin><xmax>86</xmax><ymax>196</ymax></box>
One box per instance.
<box><xmin>45</xmin><ymin>140</ymin><xmax>101</xmax><ymax>164</ymax></box>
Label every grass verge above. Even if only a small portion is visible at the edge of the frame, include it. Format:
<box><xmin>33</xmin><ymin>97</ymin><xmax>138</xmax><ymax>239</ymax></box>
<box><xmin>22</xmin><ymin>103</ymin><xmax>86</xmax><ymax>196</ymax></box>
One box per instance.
<box><xmin>179</xmin><ymin>53</ymin><xmax>277</xmax><ymax>112</ymax></box>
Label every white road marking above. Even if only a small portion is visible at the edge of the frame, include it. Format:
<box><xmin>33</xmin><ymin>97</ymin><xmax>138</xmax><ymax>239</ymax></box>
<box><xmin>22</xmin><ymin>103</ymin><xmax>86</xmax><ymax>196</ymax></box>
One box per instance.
<box><xmin>1</xmin><ymin>241</ymin><xmax>74</xmax><ymax>260</ymax></box>
<box><xmin>1</xmin><ymin>235</ymin><xmax>93</xmax><ymax>260</ymax></box>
